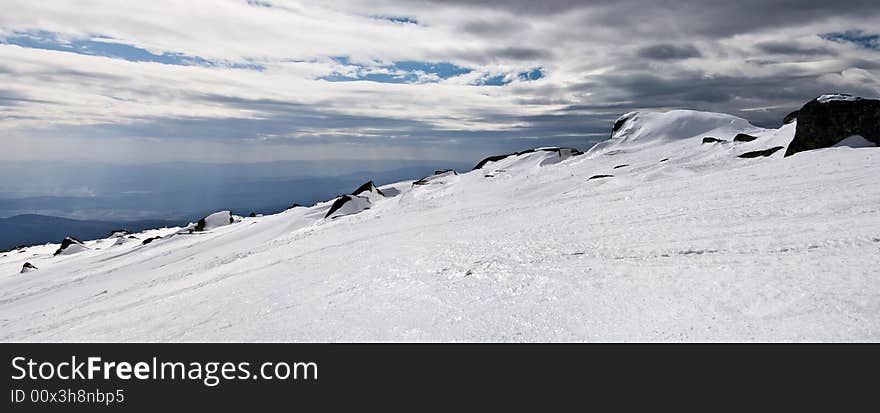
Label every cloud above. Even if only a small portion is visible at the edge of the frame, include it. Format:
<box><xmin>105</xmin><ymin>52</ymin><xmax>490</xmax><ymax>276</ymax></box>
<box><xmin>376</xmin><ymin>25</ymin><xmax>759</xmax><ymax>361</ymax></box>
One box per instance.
<box><xmin>637</xmin><ymin>44</ymin><xmax>702</xmax><ymax>60</ymax></box>
<box><xmin>1</xmin><ymin>0</ymin><xmax>879</xmax><ymax>163</ymax></box>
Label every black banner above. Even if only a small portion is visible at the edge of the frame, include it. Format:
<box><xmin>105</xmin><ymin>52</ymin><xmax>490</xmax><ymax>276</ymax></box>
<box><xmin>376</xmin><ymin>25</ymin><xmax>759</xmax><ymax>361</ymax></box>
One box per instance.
<box><xmin>2</xmin><ymin>344</ymin><xmax>877</xmax><ymax>411</ymax></box>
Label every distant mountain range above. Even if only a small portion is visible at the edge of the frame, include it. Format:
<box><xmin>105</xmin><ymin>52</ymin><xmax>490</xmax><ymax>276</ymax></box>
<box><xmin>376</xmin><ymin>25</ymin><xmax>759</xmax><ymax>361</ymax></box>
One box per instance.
<box><xmin>0</xmin><ymin>214</ymin><xmax>180</xmax><ymax>251</ymax></box>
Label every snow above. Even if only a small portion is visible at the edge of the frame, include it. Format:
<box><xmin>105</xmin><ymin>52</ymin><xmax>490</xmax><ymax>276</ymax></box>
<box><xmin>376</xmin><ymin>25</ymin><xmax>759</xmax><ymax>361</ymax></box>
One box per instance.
<box><xmin>589</xmin><ymin>110</ymin><xmax>759</xmax><ymax>155</ymax></box>
<box><xmin>1</xmin><ymin>110</ymin><xmax>878</xmax><ymax>342</ymax></box>
<box><xmin>324</xmin><ymin>195</ymin><xmax>371</xmax><ymax>219</ymax></box>
<box><xmin>54</xmin><ymin>238</ymin><xmax>88</xmax><ymax>256</ymax></box>
<box><xmin>816</xmin><ymin>94</ymin><xmax>860</xmax><ymax>103</ymax></box>
<box><xmin>833</xmin><ymin>135</ymin><xmax>876</xmax><ymax>148</ymax></box>
<box><xmin>199</xmin><ymin>211</ymin><xmax>235</xmax><ymax>231</ymax></box>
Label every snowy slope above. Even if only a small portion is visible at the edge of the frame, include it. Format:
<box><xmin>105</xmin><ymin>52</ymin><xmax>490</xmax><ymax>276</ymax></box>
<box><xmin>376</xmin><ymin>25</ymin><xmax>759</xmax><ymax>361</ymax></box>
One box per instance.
<box><xmin>1</xmin><ymin>110</ymin><xmax>878</xmax><ymax>342</ymax></box>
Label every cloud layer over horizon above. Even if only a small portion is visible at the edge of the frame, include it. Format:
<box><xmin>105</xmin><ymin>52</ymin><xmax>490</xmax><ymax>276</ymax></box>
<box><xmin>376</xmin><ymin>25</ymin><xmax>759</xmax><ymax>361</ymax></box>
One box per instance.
<box><xmin>2</xmin><ymin>0</ymin><xmax>879</xmax><ymax>163</ymax></box>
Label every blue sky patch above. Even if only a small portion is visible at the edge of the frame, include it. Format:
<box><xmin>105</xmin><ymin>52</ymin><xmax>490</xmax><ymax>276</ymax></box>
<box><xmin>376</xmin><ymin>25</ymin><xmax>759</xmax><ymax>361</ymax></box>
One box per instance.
<box><xmin>473</xmin><ymin>68</ymin><xmax>544</xmax><ymax>86</ymax></box>
<box><xmin>1</xmin><ymin>30</ymin><xmax>264</xmax><ymax>69</ymax></box>
<box><xmin>321</xmin><ymin>57</ymin><xmax>472</xmax><ymax>84</ymax></box>
<box><xmin>821</xmin><ymin>30</ymin><xmax>879</xmax><ymax>50</ymax></box>
<box><xmin>372</xmin><ymin>15</ymin><xmax>419</xmax><ymax>25</ymax></box>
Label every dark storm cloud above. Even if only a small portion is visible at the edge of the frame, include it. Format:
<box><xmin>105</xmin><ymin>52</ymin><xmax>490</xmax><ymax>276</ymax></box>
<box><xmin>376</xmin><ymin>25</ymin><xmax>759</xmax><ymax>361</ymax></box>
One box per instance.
<box><xmin>451</xmin><ymin>46</ymin><xmax>550</xmax><ymax>63</ymax></box>
<box><xmin>436</xmin><ymin>0</ymin><xmax>880</xmax><ymax>33</ymax></box>
<box><xmin>5</xmin><ymin>0</ymin><xmax>880</xmax><ymax>163</ymax></box>
<box><xmin>637</xmin><ymin>44</ymin><xmax>701</xmax><ymax>60</ymax></box>
<box><xmin>755</xmin><ymin>41</ymin><xmax>836</xmax><ymax>56</ymax></box>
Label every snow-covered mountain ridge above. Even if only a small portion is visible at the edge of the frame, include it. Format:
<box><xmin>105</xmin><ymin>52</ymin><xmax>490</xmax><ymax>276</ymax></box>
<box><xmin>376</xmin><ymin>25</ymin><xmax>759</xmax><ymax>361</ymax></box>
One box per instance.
<box><xmin>1</xmin><ymin>95</ymin><xmax>878</xmax><ymax>342</ymax></box>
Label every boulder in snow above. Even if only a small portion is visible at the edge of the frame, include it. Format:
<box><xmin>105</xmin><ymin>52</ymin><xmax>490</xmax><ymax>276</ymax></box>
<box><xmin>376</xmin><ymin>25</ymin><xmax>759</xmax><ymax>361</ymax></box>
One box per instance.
<box><xmin>702</xmin><ymin>137</ymin><xmax>726</xmax><ymax>144</ymax></box>
<box><xmin>733</xmin><ymin>133</ymin><xmax>758</xmax><ymax>142</ymax></box>
<box><xmin>324</xmin><ymin>195</ymin><xmax>371</xmax><ymax>219</ymax></box>
<box><xmin>20</xmin><ymin>262</ymin><xmax>38</xmax><ymax>273</ymax></box>
<box><xmin>588</xmin><ymin>174</ymin><xmax>614</xmax><ymax>180</ymax></box>
<box><xmin>784</xmin><ymin>94</ymin><xmax>880</xmax><ymax>156</ymax></box>
<box><xmin>142</xmin><ymin>236</ymin><xmax>162</xmax><ymax>245</ymax></box>
<box><xmin>351</xmin><ymin>181</ymin><xmax>385</xmax><ymax>201</ymax></box>
<box><xmin>738</xmin><ymin>146</ymin><xmax>784</xmax><ymax>158</ymax></box>
<box><xmin>53</xmin><ymin>237</ymin><xmax>88</xmax><ymax>256</ymax></box>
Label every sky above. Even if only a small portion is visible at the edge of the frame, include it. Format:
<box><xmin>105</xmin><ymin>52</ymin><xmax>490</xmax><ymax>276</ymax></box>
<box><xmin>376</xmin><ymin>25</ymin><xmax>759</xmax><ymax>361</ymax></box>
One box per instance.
<box><xmin>1</xmin><ymin>0</ymin><xmax>879</xmax><ymax>164</ymax></box>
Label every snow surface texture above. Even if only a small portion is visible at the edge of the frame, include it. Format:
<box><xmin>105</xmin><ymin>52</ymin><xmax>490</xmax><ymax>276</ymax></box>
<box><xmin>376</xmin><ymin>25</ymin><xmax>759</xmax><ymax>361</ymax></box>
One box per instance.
<box><xmin>1</xmin><ymin>110</ymin><xmax>878</xmax><ymax>342</ymax></box>
<box><xmin>816</xmin><ymin>94</ymin><xmax>861</xmax><ymax>103</ymax></box>
<box><xmin>198</xmin><ymin>211</ymin><xmax>235</xmax><ymax>231</ymax></box>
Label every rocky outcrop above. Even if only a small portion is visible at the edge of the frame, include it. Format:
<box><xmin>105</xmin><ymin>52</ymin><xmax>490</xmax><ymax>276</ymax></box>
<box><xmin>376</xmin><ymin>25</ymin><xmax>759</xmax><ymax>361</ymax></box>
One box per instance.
<box><xmin>611</xmin><ymin>113</ymin><xmax>635</xmax><ymax>135</ymax></box>
<box><xmin>324</xmin><ymin>195</ymin><xmax>371</xmax><ymax>219</ymax></box>
<box><xmin>472</xmin><ymin>147</ymin><xmax>583</xmax><ymax>170</ymax></box>
<box><xmin>413</xmin><ymin>170</ymin><xmax>458</xmax><ymax>186</ymax></box>
<box><xmin>784</xmin><ymin>94</ymin><xmax>880</xmax><ymax>156</ymax></box>
<box><xmin>588</xmin><ymin>174</ymin><xmax>614</xmax><ymax>180</ymax></box>
<box><xmin>783</xmin><ymin>110</ymin><xmax>799</xmax><ymax>125</ymax></box>
<box><xmin>53</xmin><ymin>237</ymin><xmax>88</xmax><ymax>256</ymax></box>
<box><xmin>739</xmin><ymin>146</ymin><xmax>784</xmax><ymax>158</ymax></box>
<box><xmin>20</xmin><ymin>262</ymin><xmax>38</xmax><ymax>273</ymax></box>
<box><xmin>108</xmin><ymin>229</ymin><xmax>130</xmax><ymax>238</ymax></box>
<box><xmin>351</xmin><ymin>181</ymin><xmax>385</xmax><ymax>197</ymax></box>
<box><xmin>702</xmin><ymin>137</ymin><xmax>726</xmax><ymax>144</ymax></box>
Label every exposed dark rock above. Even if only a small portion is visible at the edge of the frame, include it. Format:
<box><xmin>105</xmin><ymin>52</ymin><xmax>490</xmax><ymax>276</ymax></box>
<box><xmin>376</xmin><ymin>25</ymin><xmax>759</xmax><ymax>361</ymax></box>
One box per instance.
<box><xmin>414</xmin><ymin>169</ymin><xmax>458</xmax><ymax>186</ymax></box>
<box><xmin>351</xmin><ymin>181</ymin><xmax>385</xmax><ymax>197</ymax></box>
<box><xmin>785</xmin><ymin>94</ymin><xmax>880</xmax><ymax>156</ymax></box>
<box><xmin>286</xmin><ymin>203</ymin><xmax>303</xmax><ymax>210</ymax></box>
<box><xmin>20</xmin><ymin>262</ymin><xmax>38</xmax><ymax>273</ymax></box>
<box><xmin>613</xmin><ymin>164</ymin><xmax>629</xmax><ymax>169</ymax></box>
<box><xmin>472</xmin><ymin>147</ymin><xmax>582</xmax><ymax>170</ymax></box>
<box><xmin>107</xmin><ymin>229</ymin><xmax>130</xmax><ymax>238</ymax></box>
<box><xmin>249</xmin><ymin>212</ymin><xmax>257</xmax><ymax>218</ymax></box>
<box><xmin>142</xmin><ymin>236</ymin><xmax>162</xmax><ymax>245</ymax></box>
<box><xmin>54</xmin><ymin>237</ymin><xmax>86</xmax><ymax>256</ymax></box>
<box><xmin>588</xmin><ymin>174</ymin><xmax>614</xmax><ymax>180</ymax></box>
<box><xmin>193</xmin><ymin>211</ymin><xmax>234</xmax><ymax>232</ymax></box>
<box><xmin>733</xmin><ymin>133</ymin><xmax>758</xmax><ymax>142</ymax></box>
<box><xmin>783</xmin><ymin>110</ymin><xmax>799</xmax><ymax>124</ymax></box>
<box><xmin>323</xmin><ymin>195</ymin><xmax>370</xmax><ymax>219</ymax></box>
<box><xmin>611</xmin><ymin>113</ymin><xmax>634</xmax><ymax>135</ymax></box>
<box><xmin>738</xmin><ymin>146</ymin><xmax>785</xmax><ymax>158</ymax></box>
<box><xmin>702</xmin><ymin>137</ymin><xmax>726</xmax><ymax>144</ymax></box>
<box><xmin>473</xmin><ymin>153</ymin><xmax>515</xmax><ymax>170</ymax></box>
<box><xmin>659</xmin><ymin>158</ymin><xmax>669</xmax><ymax>162</ymax></box>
